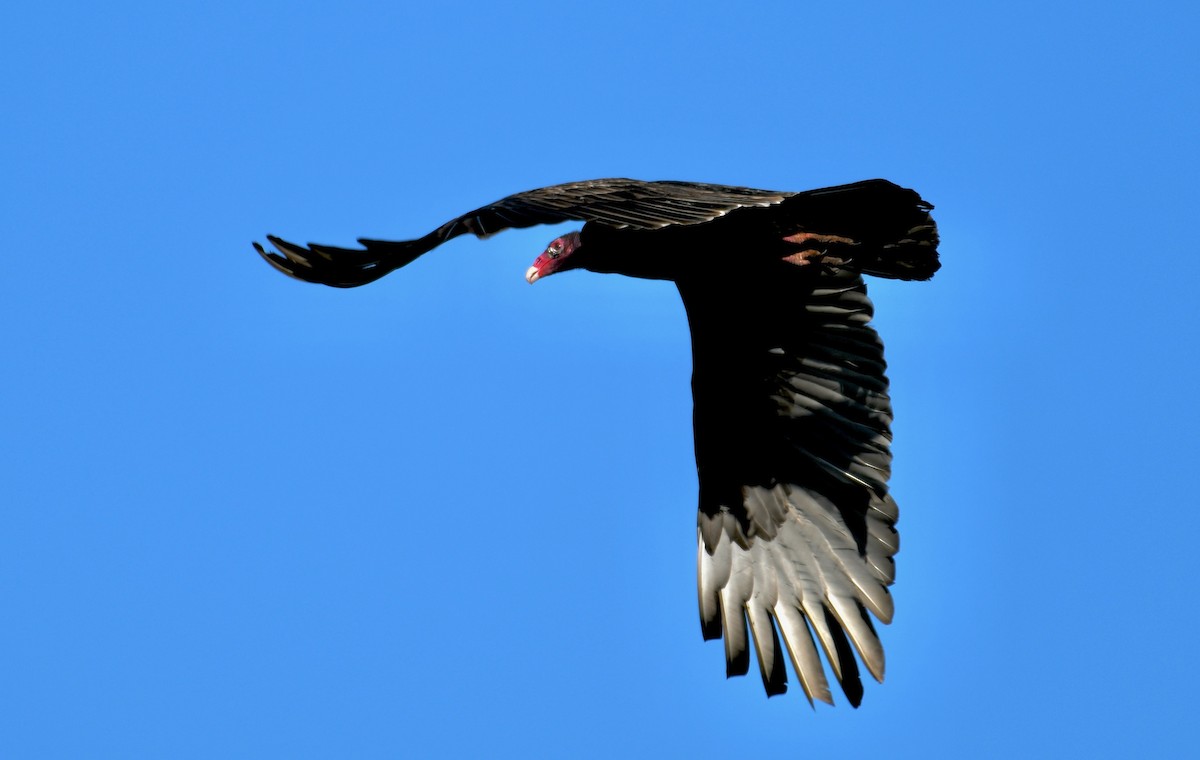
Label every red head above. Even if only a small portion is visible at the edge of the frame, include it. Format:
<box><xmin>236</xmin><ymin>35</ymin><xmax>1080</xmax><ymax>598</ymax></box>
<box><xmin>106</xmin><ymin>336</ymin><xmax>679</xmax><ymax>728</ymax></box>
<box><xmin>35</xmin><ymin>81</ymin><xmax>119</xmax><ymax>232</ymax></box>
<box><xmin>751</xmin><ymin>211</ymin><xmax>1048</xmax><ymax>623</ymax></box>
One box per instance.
<box><xmin>525</xmin><ymin>231</ymin><xmax>584</xmax><ymax>284</ymax></box>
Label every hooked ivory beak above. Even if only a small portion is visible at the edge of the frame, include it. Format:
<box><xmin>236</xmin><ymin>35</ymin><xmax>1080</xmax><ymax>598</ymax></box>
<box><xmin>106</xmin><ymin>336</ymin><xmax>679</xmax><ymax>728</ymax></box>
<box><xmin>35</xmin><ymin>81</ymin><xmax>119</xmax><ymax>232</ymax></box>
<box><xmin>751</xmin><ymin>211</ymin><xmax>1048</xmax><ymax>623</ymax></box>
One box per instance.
<box><xmin>525</xmin><ymin>266</ymin><xmax>540</xmax><ymax>284</ymax></box>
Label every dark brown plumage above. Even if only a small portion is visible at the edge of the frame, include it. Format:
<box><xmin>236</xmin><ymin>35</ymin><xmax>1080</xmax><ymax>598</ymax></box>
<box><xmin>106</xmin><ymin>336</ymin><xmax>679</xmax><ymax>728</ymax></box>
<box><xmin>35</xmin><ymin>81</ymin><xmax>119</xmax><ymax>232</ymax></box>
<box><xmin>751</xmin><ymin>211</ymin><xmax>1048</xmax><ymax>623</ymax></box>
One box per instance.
<box><xmin>255</xmin><ymin>178</ymin><xmax>939</xmax><ymax>707</ymax></box>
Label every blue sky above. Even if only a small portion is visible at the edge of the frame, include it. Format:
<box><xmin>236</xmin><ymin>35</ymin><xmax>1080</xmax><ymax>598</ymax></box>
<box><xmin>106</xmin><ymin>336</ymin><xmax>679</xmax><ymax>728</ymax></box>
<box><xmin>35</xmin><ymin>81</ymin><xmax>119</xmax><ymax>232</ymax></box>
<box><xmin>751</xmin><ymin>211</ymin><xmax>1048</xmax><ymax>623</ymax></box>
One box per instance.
<box><xmin>3</xmin><ymin>1</ymin><xmax>1198</xmax><ymax>757</ymax></box>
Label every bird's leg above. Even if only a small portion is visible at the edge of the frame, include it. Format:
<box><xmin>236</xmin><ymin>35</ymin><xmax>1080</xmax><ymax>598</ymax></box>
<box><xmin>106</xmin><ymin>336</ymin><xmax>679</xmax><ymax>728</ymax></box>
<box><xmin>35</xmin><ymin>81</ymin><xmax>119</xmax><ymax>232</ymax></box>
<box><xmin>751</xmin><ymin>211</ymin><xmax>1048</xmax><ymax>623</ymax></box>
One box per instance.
<box><xmin>780</xmin><ymin>231</ymin><xmax>857</xmax><ymax>267</ymax></box>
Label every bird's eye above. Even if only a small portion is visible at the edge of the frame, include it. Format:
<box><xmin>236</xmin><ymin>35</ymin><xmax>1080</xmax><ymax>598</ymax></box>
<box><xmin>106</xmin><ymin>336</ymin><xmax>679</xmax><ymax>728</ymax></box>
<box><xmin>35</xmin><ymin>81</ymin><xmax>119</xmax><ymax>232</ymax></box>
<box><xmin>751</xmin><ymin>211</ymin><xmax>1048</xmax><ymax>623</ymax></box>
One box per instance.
<box><xmin>547</xmin><ymin>242</ymin><xmax>562</xmax><ymax>259</ymax></box>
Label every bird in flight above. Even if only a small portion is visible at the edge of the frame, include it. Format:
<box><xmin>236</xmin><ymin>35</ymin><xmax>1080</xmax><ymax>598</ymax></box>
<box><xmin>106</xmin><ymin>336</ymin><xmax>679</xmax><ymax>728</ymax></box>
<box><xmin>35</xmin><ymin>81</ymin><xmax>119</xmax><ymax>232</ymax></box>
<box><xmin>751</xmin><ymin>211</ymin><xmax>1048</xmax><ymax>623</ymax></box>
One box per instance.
<box><xmin>255</xmin><ymin>178</ymin><xmax>940</xmax><ymax>707</ymax></box>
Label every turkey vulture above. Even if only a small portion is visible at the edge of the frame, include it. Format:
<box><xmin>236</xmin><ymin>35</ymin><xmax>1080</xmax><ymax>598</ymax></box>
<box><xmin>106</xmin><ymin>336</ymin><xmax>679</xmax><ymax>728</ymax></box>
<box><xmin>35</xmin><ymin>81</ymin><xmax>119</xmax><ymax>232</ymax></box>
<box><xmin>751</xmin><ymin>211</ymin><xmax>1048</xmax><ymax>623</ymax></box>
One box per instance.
<box><xmin>255</xmin><ymin>178</ymin><xmax>939</xmax><ymax>707</ymax></box>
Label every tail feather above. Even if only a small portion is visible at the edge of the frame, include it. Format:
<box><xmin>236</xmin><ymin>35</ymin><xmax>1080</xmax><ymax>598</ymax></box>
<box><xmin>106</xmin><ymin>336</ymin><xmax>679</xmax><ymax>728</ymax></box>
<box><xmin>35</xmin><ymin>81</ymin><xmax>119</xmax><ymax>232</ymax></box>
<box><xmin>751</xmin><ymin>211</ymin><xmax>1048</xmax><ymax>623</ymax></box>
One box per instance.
<box><xmin>861</xmin><ymin>220</ymin><xmax>940</xmax><ymax>281</ymax></box>
<box><xmin>780</xmin><ymin>180</ymin><xmax>940</xmax><ymax>281</ymax></box>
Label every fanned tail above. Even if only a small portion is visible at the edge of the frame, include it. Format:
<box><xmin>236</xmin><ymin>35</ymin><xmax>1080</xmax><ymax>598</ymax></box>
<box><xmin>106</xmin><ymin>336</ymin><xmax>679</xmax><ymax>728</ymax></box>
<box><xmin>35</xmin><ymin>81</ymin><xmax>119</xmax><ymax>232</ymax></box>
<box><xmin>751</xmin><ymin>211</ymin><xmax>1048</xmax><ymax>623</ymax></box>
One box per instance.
<box><xmin>781</xmin><ymin>179</ymin><xmax>940</xmax><ymax>282</ymax></box>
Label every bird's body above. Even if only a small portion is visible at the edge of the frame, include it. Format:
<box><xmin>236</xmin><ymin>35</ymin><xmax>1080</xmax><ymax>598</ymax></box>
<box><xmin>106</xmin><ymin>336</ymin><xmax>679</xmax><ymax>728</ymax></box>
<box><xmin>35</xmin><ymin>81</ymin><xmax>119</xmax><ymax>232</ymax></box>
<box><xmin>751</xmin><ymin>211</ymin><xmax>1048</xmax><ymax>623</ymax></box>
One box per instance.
<box><xmin>256</xmin><ymin>178</ymin><xmax>939</xmax><ymax>707</ymax></box>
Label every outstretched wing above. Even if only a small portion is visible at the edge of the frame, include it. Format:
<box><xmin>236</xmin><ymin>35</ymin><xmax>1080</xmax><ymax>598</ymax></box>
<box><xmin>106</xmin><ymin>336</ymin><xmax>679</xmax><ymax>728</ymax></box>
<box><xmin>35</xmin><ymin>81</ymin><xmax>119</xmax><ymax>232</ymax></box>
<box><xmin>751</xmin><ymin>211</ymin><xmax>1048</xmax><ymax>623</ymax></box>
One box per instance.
<box><xmin>678</xmin><ymin>264</ymin><xmax>899</xmax><ymax>706</ymax></box>
<box><xmin>254</xmin><ymin>179</ymin><xmax>793</xmax><ymax>288</ymax></box>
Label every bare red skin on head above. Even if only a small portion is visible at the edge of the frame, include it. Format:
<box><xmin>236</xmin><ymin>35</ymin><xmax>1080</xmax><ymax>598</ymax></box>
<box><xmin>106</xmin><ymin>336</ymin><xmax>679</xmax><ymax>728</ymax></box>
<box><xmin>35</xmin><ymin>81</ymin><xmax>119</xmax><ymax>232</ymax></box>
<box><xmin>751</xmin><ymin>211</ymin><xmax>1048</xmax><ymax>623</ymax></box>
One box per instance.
<box><xmin>526</xmin><ymin>231</ymin><xmax>583</xmax><ymax>283</ymax></box>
